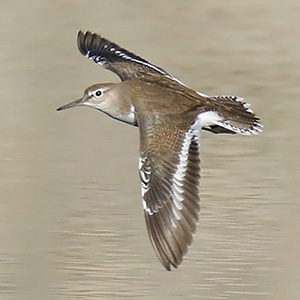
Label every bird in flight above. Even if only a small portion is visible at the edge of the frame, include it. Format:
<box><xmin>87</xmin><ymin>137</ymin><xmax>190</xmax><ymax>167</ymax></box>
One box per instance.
<box><xmin>57</xmin><ymin>31</ymin><xmax>262</xmax><ymax>270</ymax></box>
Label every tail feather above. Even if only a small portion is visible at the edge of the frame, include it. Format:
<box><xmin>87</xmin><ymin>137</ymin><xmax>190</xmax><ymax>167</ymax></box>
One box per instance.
<box><xmin>207</xmin><ymin>95</ymin><xmax>262</xmax><ymax>135</ymax></box>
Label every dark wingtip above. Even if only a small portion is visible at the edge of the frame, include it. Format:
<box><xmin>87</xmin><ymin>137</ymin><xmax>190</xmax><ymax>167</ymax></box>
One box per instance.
<box><xmin>76</xmin><ymin>30</ymin><xmax>150</xmax><ymax>65</ymax></box>
<box><xmin>77</xmin><ymin>30</ymin><xmax>106</xmax><ymax>58</ymax></box>
<box><xmin>77</xmin><ymin>30</ymin><xmax>84</xmax><ymax>45</ymax></box>
<box><xmin>77</xmin><ymin>30</ymin><xmax>88</xmax><ymax>56</ymax></box>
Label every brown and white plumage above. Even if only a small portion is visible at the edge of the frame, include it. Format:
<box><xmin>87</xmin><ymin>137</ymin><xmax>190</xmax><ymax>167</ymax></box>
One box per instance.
<box><xmin>57</xmin><ymin>31</ymin><xmax>262</xmax><ymax>270</ymax></box>
<box><xmin>138</xmin><ymin>113</ymin><xmax>201</xmax><ymax>270</ymax></box>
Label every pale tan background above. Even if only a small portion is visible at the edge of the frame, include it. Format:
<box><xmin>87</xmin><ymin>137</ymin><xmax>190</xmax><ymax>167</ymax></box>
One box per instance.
<box><xmin>0</xmin><ymin>1</ymin><xmax>299</xmax><ymax>299</ymax></box>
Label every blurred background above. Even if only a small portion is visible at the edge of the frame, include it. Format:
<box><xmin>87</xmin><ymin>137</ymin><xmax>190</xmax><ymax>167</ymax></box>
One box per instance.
<box><xmin>0</xmin><ymin>1</ymin><xmax>299</xmax><ymax>299</ymax></box>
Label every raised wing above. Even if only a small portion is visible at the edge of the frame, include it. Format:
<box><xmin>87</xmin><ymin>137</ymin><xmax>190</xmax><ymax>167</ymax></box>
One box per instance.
<box><xmin>137</xmin><ymin>113</ymin><xmax>201</xmax><ymax>270</ymax></box>
<box><xmin>77</xmin><ymin>31</ymin><xmax>171</xmax><ymax>81</ymax></box>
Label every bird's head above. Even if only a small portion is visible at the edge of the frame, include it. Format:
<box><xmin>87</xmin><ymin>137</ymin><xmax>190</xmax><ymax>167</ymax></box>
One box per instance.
<box><xmin>57</xmin><ymin>83</ymin><xmax>115</xmax><ymax>112</ymax></box>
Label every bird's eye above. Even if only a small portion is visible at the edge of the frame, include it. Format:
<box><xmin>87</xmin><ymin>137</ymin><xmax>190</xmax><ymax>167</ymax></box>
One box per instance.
<box><xmin>95</xmin><ymin>90</ymin><xmax>102</xmax><ymax>97</ymax></box>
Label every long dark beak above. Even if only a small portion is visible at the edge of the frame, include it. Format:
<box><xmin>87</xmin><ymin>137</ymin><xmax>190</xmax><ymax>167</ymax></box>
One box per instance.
<box><xmin>56</xmin><ymin>98</ymin><xmax>84</xmax><ymax>111</ymax></box>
